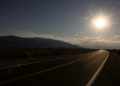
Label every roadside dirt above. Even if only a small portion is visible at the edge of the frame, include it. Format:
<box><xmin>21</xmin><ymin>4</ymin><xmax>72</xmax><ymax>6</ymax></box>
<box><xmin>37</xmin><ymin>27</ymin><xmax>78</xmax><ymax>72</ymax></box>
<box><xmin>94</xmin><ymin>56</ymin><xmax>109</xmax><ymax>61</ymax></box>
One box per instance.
<box><xmin>95</xmin><ymin>51</ymin><xmax>120</xmax><ymax>86</ymax></box>
<box><xmin>0</xmin><ymin>46</ymin><xmax>97</xmax><ymax>68</ymax></box>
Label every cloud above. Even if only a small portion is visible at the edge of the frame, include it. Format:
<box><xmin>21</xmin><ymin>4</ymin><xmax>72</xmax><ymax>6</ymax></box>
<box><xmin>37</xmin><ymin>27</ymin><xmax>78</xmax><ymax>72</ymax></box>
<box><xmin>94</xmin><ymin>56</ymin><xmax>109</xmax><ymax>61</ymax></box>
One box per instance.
<box><xmin>77</xmin><ymin>36</ymin><xmax>120</xmax><ymax>47</ymax></box>
<box><xmin>4</xmin><ymin>31</ymin><xmax>120</xmax><ymax>47</ymax></box>
<box><xmin>114</xmin><ymin>36</ymin><xmax>120</xmax><ymax>39</ymax></box>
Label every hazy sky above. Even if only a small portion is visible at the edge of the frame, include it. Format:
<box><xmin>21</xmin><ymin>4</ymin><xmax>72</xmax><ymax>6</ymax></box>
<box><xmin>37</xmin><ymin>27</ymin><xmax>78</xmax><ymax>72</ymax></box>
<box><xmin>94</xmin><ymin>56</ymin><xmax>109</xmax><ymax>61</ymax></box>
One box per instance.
<box><xmin>0</xmin><ymin>0</ymin><xmax>120</xmax><ymax>48</ymax></box>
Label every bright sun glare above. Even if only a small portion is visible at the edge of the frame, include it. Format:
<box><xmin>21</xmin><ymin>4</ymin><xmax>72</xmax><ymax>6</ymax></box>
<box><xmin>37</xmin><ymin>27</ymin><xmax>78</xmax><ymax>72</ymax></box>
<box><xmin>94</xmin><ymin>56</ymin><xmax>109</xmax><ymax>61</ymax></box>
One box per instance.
<box><xmin>92</xmin><ymin>17</ymin><xmax>108</xmax><ymax>29</ymax></box>
<box><xmin>95</xmin><ymin>18</ymin><xmax>106</xmax><ymax>28</ymax></box>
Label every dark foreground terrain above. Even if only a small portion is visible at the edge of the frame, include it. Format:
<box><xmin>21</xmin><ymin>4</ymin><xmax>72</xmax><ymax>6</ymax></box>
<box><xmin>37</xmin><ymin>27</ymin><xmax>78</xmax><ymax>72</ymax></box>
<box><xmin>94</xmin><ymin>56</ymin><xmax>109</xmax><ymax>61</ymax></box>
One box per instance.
<box><xmin>95</xmin><ymin>50</ymin><xmax>120</xmax><ymax>86</ymax></box>
<box><xmin>0</xmin><ymin>50</ymin><xmax>108</xmax><ymax>86</ymax></box>
<box><xmin>0</xmin><ymin>46</ymin><xmax>97</xmax><ymax>67</ymax></box>
<box><xmin>1</xmin><ymin>46</ymin><xmax>120</xmax><ymax>86</ymax></box>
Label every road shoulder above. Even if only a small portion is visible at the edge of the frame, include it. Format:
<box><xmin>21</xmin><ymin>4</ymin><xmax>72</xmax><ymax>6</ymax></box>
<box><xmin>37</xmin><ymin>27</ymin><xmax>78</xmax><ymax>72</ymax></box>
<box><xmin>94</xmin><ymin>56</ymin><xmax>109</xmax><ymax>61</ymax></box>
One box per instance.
<box><xmin>95</xmin><ymin>51</ymin><xmax>120</xmax><ymax>86</ymax></box>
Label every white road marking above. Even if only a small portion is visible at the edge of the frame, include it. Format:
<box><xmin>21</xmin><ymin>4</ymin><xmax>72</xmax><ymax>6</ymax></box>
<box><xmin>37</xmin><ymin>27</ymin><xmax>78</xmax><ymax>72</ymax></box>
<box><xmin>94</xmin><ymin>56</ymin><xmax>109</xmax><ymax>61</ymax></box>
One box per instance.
<box><xmin>86</xmin><ymin>51</ymin><xmax>109</xmax><ymax>86</ymax></box>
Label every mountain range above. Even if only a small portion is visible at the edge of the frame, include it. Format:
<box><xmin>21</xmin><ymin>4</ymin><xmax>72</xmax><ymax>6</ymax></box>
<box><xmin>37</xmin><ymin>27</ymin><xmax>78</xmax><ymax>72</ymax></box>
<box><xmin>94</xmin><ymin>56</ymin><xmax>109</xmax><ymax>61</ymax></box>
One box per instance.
<box><xmin>0</xmin><ymin>36</ymin><xmax>83</xmax><ymax>48</ymax></box>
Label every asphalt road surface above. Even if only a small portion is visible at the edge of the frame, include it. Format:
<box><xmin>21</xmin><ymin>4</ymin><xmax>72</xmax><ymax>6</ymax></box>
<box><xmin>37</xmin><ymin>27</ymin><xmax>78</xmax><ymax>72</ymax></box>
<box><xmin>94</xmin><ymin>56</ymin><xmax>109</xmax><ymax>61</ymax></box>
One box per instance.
<box><xmin>0</xmin><ymin>50</ymin><xmax>109</xmax><ymax>86</ymax></box>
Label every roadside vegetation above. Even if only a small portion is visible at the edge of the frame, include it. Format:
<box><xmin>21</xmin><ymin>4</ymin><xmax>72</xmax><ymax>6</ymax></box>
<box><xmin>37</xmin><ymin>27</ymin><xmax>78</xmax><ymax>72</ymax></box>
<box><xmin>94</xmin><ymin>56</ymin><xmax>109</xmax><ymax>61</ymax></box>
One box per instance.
<box><xmin>0</xmin><ymin>46</ymin><xmax>97</xmax><ymax>62</ymax></box>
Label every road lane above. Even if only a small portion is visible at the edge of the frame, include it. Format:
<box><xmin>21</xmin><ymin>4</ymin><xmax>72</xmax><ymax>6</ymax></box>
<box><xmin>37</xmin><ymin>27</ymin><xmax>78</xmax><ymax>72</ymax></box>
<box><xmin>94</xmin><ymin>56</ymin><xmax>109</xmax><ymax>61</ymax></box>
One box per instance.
<box><xmin>0</xmin><ymin>50</ymin><xmax>108</xmax><ymax>86</ymax></box>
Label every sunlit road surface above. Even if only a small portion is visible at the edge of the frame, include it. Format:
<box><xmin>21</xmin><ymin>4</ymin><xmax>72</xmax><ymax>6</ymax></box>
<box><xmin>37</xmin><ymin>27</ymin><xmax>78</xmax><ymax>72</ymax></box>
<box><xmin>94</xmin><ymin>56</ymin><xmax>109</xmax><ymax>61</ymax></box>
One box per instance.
<box><xmin>0</xmin><ymin>50</ymin><xmax>109</xmax><ymax>86</ymax></box>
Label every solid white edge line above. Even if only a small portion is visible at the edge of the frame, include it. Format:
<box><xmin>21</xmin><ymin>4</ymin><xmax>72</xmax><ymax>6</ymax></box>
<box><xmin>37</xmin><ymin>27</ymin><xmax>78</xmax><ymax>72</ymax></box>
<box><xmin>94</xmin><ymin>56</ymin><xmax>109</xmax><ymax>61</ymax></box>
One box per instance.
<box><xmin>0</xmin><ymin>50</ymin><xmax>100</xmax><ymax>70</ymax></box>
<box><xmin>86</xmin><ymin>51</ymin><xmax>109</xmax><ymax>86</ymax></box>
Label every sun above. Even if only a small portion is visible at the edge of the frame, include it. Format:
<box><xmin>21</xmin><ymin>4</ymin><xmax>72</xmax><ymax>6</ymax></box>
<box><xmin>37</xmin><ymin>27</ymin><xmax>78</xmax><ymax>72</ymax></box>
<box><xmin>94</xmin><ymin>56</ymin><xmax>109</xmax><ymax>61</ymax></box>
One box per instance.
<box><xmin>92</xmin><ymin>17</ymin><xmax>107</xmax><ymax>29</ymax></box>
<box><xmin>95</xmin><ymin>18</ymin><xmax>106</xmax><ymax>28</ymax></box>
<box><xmin>90</xmin><ymin>11</ymin><xmax>111</xmax><ymax>33</ymax></box>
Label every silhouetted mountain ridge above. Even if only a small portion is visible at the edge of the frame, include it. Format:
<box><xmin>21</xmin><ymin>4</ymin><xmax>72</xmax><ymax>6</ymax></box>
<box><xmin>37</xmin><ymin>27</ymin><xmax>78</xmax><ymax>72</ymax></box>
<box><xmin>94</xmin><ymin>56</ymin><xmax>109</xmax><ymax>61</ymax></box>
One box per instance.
<box><xmin>0</xmin><ymin>36</ymin><xmax>84</xmax><ymax>48</ymax></box>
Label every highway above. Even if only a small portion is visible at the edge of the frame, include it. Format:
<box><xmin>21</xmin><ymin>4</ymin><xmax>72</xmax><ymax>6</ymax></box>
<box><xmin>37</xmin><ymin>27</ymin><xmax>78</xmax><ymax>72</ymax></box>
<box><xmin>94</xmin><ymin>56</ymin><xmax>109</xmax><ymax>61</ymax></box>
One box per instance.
<box><xmin>0</xmin><ymin>50</ymin><xmax>109</xmax><ymax>86</ymax></box>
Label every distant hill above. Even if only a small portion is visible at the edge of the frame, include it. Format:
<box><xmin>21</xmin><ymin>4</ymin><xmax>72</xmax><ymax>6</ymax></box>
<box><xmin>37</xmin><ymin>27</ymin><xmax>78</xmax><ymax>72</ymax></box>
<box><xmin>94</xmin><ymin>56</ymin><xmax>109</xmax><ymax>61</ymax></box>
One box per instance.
<box><xmin>0</xmin><ymin>36</ymin><xmax>84</xmax><ymax>48</ymax></box>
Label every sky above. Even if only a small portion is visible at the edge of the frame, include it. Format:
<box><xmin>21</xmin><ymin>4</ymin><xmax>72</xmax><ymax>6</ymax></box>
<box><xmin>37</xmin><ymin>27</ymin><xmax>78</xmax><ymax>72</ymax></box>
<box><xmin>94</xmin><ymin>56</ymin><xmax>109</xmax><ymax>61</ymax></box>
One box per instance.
<box><xmin>0</xmin><ymin>0</ymin><xmax>120</xmax><ymax>49</ymax></box>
